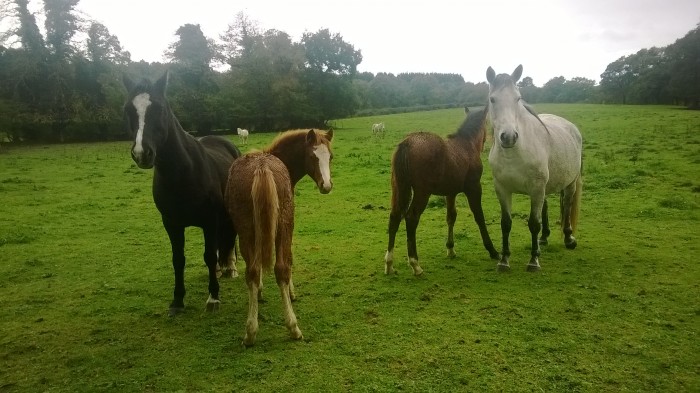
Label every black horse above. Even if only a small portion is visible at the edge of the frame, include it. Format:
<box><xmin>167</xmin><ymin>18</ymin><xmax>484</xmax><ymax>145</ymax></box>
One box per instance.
<box><xmin>123</xmin><ymin>71</ymin><xmax>241</xmax><ymax>315</ymax></box>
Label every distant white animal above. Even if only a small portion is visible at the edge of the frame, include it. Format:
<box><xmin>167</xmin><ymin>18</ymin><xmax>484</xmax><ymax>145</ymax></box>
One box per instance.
<box><xmin>237</xmin><ymin>128</ymin><xmax>249</xmax><ymax>144</ymax></box>
<box><xmin>372</xmin><ymin>122</ymin><xmax>385</xmax><ymax>137</ymax></box>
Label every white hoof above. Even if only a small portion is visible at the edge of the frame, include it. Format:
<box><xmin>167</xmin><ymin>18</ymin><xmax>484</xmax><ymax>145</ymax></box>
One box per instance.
<box><xmin>409</xmin><ymin>258</ymin><xmax>423</xmax><ymax>276</ymax></box>
<box><xmin>447</xmin><ymin>248</ymin><xmax>456</xmax><ymax>258</ymax></box>
<box><xmin>384</xmin><ymin>250</ymin><xmax>395</xmax><ymax>274</ymax></box>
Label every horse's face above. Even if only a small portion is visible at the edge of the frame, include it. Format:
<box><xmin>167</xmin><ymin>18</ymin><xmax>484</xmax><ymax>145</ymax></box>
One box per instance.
<box><xmin>486</xmin><ymin>65</ymin><xmax>524</xmax><ymax>149</ymax></box>
<box><xmin>304</xmin><ymin>129</ymin><xmax>334</xmax><ymax>194</ymax></box>
<box><xmin>123</xmin><ymin>72</ymin><xmax>170</xmax><ymax>169</ymax></box>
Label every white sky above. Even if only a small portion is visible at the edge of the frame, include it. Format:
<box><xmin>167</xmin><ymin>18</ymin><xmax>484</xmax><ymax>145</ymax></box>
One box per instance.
<box><xmin>19</xmin><ymin>0</ymin><xmax>700</xmax><ymax>85</ymax></box>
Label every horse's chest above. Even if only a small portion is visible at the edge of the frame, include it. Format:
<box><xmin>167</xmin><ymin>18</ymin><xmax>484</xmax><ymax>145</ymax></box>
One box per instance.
<box><xmin>153</xmin><ymin>178</ymin><xmax>221</xmax><ymax>224</ymax></box>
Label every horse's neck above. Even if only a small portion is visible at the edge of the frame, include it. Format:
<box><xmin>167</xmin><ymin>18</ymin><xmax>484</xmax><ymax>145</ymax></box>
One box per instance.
<box><xmin>268</xmin><ymin>139</ymin><xmax>305</xmax><ymax>186</ymax></box>
<box><xmin>155</xmin><ymin>115</ymin><xmax>200</xmax><ymax>178</ymax></box>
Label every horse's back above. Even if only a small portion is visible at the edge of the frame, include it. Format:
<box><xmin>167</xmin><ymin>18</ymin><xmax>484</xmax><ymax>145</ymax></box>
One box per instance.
<box><xmin>540</xmin><ymin>114</ymin><xmax>582</xmax><ymax>192</ymax></box>
<box><xmin>395</xmin><ymin>132</ymin><xmax>467</xmax><ymax>195</ymax></box>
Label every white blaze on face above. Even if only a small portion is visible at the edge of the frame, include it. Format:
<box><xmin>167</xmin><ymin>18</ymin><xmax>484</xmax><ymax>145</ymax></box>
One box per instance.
<box><xmin>131</xmin><ymin>93</ymin><xmax>151</xmax><ymax>156</ymax></box>
<box><xmin>313</xmin><ymin>144</ymin><xmax>332</xmax><ymax>192</ymax></box>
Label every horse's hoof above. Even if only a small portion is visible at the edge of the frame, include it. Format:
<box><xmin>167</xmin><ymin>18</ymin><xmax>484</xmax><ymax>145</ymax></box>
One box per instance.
<box><xmin>168</xmin><ymin>306</ymin><xmax>185</xmax><ymax>317</ymax></box>
<box><xmin>497</xmin><ymin>263</ymin><xmax>511</xmax><ymax>272</ymax></box>
<box><xmin>565</xmin><ymin>238</ymin><xmax>577</xmax><ymax>250</ymax></box>
<box><xmin>539</xmin><ymin>238</ymin><xmax>548</xmax><ymax>246</ymax></box>
<box><xmin>205</xmin><ymin>301</ymin><xmax>220</xmax><ymax>312</ymax></box>
<box><xmin>447</xmin><ymin>249</ymin><xmax>456</xmax><ymax>258</ymax></box>
<box><xmin>222</xmin><ymin>268</ymin><xmax>238</xmax><ymax>279</ymax></box>
<box><xmin>290</xmin><ymin>327</ymin><xmax>303</xmax><ymax>341</ymax></box>
<box><xmin>526</xmin><ymin>264</ymin><xmax>541</xmax><ymax>272</ymax></box>
<box><xmin>242</xmin><ymin>337</ymin><xmax>255</xmax><ymax>347</ymax></box>
<box><xmin>385</xmin><ymin>264</ymin><xmax>395</xmax><ymax>275</ymax></box>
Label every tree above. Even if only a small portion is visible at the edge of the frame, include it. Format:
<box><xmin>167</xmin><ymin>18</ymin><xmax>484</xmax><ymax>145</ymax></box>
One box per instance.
<box><xmin>301</xmin><ymin>29</ymin><xmax>362</xmax><ymax>122</ymax></box>
<box><xmin>666</xmin><ymin>24</ymin><xmax>700</xmax><ymax>107</ymax></box>
<box><xmin>165</xmin><ymin>24</ymin><xmax>220</xmax><ymax>134</ymax></box>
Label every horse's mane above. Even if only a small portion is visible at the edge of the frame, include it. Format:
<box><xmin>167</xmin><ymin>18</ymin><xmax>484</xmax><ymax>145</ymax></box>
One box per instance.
<box><xmin>450</xmin><ymin>107</ymin><xmax>489</xmax><ymax>140</ymax></box>
<box><xmin>263</xmin><ymin>129</ymin><xmax>329</xmax><ymax>153</ymax></box>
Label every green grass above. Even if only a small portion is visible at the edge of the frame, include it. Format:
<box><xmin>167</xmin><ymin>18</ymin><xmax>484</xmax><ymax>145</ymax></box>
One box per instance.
<box><xmin>1</xmin><ymin>104</ymin><xmax>699</xmax><ymax>392</ymax></box>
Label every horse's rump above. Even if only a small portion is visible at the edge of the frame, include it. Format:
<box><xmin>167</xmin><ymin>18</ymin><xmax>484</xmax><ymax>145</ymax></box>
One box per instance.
<box><xmin>226</xmin><ymin>154</ymin><xmax>292</xmax><ymax>273</ymax></box>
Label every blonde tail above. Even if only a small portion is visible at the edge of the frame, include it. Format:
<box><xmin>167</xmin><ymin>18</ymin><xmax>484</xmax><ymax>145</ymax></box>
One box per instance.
<box><xmin>251</xmin><ymin>166</ymin><xmax>279</xmax><ymax>274</ymax></box>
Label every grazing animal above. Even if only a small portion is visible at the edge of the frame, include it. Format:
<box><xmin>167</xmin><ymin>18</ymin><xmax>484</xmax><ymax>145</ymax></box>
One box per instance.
<box><xmin>237</xmin><ymin>128</ymin><xmax>249</xmax><ymax>145</ymax></box>
<box><xmin>385</xmin><ymin>108</ymin><xmax>500</xmax><ymax>276</ymax></box>
<box><xmin>486</xmin><ymin>65</ymin><xmax>583</xmax><ymax>272</ymax></box>
<box><xmin>372</xmin><ymin>122</ymin><xmax>385</xmax><ymax>137</ymax></box>
<box><xmin>225</xmin><ymin>129</ymin><xmax>333</xmax><ymax>346</ymax></box>
<box><xmin>123</xmin><ymin>71</ymin><xmax>241</xmax><ymax>316</ymax></box>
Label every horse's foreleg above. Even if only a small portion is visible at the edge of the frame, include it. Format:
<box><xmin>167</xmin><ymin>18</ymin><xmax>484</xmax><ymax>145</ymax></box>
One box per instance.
<box><xmin>495</xmin><ymin>188</ymin><xmax>512</xmax><ymax>272</ymax></box>
<box><xmin>203</xmin><ymin>226</ymin><xmax>221</xmax><ymax>312</ymax></box>
<box><xmin>527</xmin><ymin>193</ymin><xmax>545</xmax><ymax>272</ymax></box>
<box><xmin>405</xmin><ymin>193</ymin><xmax>429</xmax><ymax>276</ymax></box>
<box><xmin>464</xmin><ymin>184</ymin><xmax>500</xmax><ymax>260</ymax></box>
<box><xmin>219</xmin><ymin>220</ymin><xmax>239</xmax><ymax>278</ymax></box>
<box><xmin>539</xmin><ymin>199</ymin><xmax>550</xmax><ymax>245</ymax></box>
<box><xmin>385</xmin><ymin>208</ymin><xmax>402</xmax><ymax>275</ymax></box>
<box><xmin>445</xmin><ymin>195</ymin><xmax>457</xmax><ymax>258</ymax></box>
<box><xmin>165</xmin><ymin>224</ymin><xmax>186</xmax><ymax>315</ymax></box>
<box><xmin>561</xmin><ymin>182</ymin><xmax>578</xmax><ymax>249</ymax></box>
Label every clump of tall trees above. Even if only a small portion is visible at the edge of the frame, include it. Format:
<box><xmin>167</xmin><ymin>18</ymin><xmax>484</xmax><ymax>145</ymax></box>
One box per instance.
<box><xmin>1</xmin><ymin>1</ymin><xmax>698</xmax><ymax>144</ymax></box>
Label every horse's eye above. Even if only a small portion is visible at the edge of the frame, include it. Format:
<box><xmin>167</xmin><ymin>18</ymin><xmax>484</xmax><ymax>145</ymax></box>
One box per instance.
<box><xmin>489</xmin><ymin>97</ymin><xmax>495</xmax><ymax>104</ymax></box>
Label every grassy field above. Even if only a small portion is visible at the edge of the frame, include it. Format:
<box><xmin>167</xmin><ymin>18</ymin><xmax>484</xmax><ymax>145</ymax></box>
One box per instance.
<box><xmin>1</xmin><ymin>104</ymin><xmax>698</xmax><ymax>392</ymax></box>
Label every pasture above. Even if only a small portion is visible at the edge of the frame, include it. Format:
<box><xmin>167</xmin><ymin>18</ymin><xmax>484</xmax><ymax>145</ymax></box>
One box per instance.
<box><xmin>1</xmin><ymin>104</ymin><xmax>698</xmax><ymax>392</ymax></box>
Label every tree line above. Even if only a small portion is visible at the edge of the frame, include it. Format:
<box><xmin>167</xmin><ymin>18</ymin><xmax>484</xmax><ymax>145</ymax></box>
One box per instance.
<box><xmin>1</xmin><ymin>1</ymin><xmax>698</xmax><ymax>143</ymax></box>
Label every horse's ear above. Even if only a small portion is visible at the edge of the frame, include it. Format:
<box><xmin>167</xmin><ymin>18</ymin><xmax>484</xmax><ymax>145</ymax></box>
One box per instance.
<box><xmin>155</xmin><ymin>71</ymin><xmax>170</xmax><ymax>96</ymax></box>
<box><xmin>306</xmin><ymin>129</ymin><xmax>317</xmax><ymax>144</ymax></box>
<box><xmin>486</xmin><ymin>67</ymin><xmax>496</xmax><ymax>84</ymax></box>
<box><xmin>326</xmin><ymin>128</ymin><xmax>333</xmax><ymax>141</ymax></box>
<box><xmin>123</xmin><ymin>74</ymin><xmax>135</xmax><ymax>93</ymax></box>
<box><xmin>512</xmin><ymin>65</ymin><xmax>523</xmax><ymax>83</ymax></box>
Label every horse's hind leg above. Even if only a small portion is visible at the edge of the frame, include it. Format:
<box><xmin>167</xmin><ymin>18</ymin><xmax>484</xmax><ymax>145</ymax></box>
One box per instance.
<box><xmin>385</xmin><ymin>205</ymin><xmax>403</xmax><ymax>274</ymax></box>
<box><xmin>276</xmin><ymin>232</ymin><xmax>302</xmax><ymax>341</ymax></box>
<box><xmin>405</xmin><ymin>192</ymin><xmax>429</xmax><ymax>276</ymax></box>
<box><xmin>242</xmin><ymin>259</ymin><xmax>260</xmax><ymax>347</ymax></box>
<box><xmin>165</xmin><ymin>224</ymin><xmax>186</xmax><ymax>316</ymax></box>
<box><xmin>465</xmin><ymin>182</ymin><xmax>500</xmax><ymax>260</ymax></box>
<box><xmin>445</xmin><ymin>195</ymin><xmax>457</xmax><ymax>258</ymax></box>
<box><xmin>539</xmin><ymin>199</ymin><xmax>550</xmax><ymax>245</ymax></box>
<box><xmin>203</xmin><ymin>226</ymin><xmax>221</xmax><ymax>312</ymax></box>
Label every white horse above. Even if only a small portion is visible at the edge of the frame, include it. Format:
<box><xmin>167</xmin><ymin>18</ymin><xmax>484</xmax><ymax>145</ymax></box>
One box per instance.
<box><xmin>372</xmin><ymin>122</ymin><xmax>385</xmax><ymax>137</ymax></box>
<box><xmin>237</xmin><ymin>128</ymin><xmax>249</xmax><ymax>145</ymax></box>
<box><xmin>486</xmin><ymin>65</ymin><xmax>583</xmax><ymax>272</ymax></box>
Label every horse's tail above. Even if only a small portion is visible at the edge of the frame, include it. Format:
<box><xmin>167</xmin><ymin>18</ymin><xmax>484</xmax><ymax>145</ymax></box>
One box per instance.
<box><xmin>251</xmin><ymin>165</ymin><xmax>279</xmax><ymax>274</ymax></box>
<box><xmin>561</xmin><ymin>171</ymin><xmax>583</xmax><ymax>233</ymax></box>
<box><xmin>391</xmin><ymin>141</ymin><xmax>412</xmax><ymax>217</ymax></box>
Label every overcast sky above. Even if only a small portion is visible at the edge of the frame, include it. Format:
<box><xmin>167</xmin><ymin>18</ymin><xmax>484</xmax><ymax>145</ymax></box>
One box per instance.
<box><xmin>37</xmin><ymin>0</ymin><xmax>700</xmax><ymax>85</ymax></box>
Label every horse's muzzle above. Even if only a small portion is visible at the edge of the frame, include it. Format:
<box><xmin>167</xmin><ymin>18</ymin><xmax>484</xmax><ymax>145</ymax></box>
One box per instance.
<box><xmin>318</xmin><ymin>181</ymin><xmax>332</xmax><ymax>194</ymax></box>
<box><xmin>131</xmin><ymin>147</ymin><xmax>155</xmax><ymax>169</ymax></box>
<box><xmin>499</xmin><ymin>131</ymin><xmax>519</xmax><ymax>148</ymax></box>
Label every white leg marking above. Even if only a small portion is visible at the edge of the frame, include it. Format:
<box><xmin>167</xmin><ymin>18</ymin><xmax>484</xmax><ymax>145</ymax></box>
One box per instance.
<box><xmin>385</xmin><ymin>249</ymin><xmax>395</xmax><ymax>274</ymax></box>
<box><xmin>243</xmin><ymin>282</ymin><xmax>259</xmax><ymax>347</ymax></box>
<box><xmin>279</xmin><ymin>283</ymin><xmax>302</xmax><ymax>340</ymax></box>
<box><xmin>409</xmin><ymin>257</ymin><xmax>423</xmax><ymax>276</ymax></box>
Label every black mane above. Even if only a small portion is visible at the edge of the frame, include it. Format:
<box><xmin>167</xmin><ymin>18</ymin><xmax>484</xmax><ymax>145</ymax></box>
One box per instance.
<box><xmin>450</xmin><ymin>106</ymin><xmax>489</xmax><ymax>140</ymax></box>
